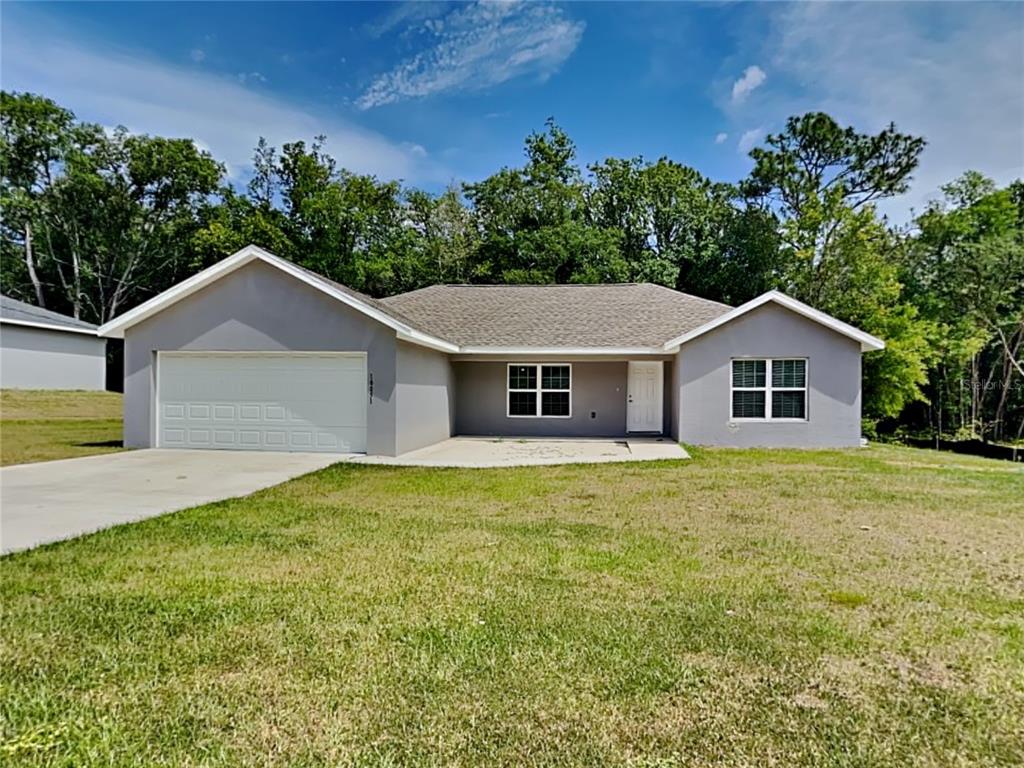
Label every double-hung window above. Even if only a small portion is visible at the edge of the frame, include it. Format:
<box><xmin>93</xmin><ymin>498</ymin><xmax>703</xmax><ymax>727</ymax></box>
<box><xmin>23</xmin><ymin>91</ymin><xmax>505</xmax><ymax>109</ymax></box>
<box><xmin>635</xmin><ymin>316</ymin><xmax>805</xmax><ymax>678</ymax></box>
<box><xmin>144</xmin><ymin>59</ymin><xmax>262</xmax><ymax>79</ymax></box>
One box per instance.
<box><xmin>730</xmin><ymin>358</ymin><xmax>807</xmax><ymax>420</ymax></box>
<box><xmin>507</xmin><ymin>364</ymin><xmax>571</xmax><ymax>417</ymax></box>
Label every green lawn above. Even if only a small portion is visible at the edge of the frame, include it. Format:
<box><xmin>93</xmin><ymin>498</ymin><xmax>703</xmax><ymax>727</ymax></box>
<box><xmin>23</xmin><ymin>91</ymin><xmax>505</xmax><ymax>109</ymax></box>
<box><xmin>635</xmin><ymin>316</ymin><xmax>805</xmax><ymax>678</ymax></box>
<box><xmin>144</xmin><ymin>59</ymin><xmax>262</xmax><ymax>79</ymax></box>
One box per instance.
<box><xmin>1</xmin><ymin>446</ymin><xmax>1021</xmax><ymax>766</ymax></box>
<box><xmin>0</xmin><ymin>390</ymin><xmax>124</xmax><ymax>466</ymax></box>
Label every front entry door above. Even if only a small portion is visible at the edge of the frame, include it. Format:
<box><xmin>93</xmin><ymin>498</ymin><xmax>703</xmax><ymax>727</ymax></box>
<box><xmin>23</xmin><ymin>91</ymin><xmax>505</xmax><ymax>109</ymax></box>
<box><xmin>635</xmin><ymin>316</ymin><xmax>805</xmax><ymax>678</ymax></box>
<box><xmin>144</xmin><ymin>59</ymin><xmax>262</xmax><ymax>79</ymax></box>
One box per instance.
<box><xmin>627</xmin><ymin>361</ymin><xmax>664</xmax><ymax>433</ymax></box>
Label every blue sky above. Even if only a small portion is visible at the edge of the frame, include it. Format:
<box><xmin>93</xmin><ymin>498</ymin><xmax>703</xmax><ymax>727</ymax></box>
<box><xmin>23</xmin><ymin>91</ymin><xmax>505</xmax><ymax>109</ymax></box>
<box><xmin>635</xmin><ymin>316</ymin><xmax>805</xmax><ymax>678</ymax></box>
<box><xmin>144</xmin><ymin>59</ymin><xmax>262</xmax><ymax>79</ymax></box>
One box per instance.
<box><xmin>3</xmin><ymin>1</ymin><xmax>1022</xmax><ymax>220</ymax></box>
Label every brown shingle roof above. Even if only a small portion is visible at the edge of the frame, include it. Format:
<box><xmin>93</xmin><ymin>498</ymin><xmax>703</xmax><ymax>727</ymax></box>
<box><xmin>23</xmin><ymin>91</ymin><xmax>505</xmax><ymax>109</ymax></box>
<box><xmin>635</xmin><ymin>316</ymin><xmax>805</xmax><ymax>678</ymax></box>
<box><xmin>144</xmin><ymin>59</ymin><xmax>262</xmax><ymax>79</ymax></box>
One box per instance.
<box><xmin>380</xmin><ymin>283</ymin><xmax>731</xmax><ymax>349</ymax></box>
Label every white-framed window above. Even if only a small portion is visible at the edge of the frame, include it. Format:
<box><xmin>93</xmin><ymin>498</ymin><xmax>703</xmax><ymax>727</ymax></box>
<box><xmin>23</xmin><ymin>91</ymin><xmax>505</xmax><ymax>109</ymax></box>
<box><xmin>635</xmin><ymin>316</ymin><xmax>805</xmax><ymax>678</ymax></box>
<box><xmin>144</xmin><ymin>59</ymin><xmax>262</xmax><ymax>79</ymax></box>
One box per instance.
<box><xmin>507</xmin><ymin>363</ymin><xmax>571</xmax><ymax>418</ymax></box>
<box><xmin>730</xmin><ymin>358</ymin><xmax>807</xmax><ymax>421</ymax></box>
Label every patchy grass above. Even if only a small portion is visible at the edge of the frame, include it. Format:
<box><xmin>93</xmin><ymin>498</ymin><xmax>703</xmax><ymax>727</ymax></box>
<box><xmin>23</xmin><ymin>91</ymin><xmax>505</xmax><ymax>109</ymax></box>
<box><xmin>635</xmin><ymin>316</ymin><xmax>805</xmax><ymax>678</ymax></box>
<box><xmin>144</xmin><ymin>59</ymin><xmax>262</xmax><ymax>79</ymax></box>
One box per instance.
<box><xmin>1</xmin><ymin>445</ymin><xmax>1021</xmax><ymax>766</ymax></box>
<box><xmin>0</xmin><ymin>390</ymin><xmax>123</xmax><ymax>466</ymax></box>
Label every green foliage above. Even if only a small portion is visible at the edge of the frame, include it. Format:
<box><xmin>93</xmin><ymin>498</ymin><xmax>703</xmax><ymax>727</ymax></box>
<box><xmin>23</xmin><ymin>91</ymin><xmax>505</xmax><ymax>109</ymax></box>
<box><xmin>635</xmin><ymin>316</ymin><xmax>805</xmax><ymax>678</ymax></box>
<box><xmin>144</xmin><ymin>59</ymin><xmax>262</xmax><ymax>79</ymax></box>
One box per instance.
<box><xmin>744</xmin><ymin>112</ymin><xmax>933</xmax><ymax>421</ymax></box>
<box><xmin>902</xmin><ymin>172</ymin><xmax>1024</xmax><ymax>440</ymax></box>
<box><xmin>587</xmin><ymin>156</ymin><xmax>784</xmax><ymax>302</ymax></box>
<box><xmin>1</xmin><ymin>91</ymin><xmax>223</xmax><ymax>322</ymax></box>
<box><xmin>466</xmin><ymin>119</ymin><xmax>626</xmax><ymax>284</ymax></box>
<box><xmin>4</xmin><ymin>90</ymin><xmax>1019</xmax><ymax>436</ymax></box>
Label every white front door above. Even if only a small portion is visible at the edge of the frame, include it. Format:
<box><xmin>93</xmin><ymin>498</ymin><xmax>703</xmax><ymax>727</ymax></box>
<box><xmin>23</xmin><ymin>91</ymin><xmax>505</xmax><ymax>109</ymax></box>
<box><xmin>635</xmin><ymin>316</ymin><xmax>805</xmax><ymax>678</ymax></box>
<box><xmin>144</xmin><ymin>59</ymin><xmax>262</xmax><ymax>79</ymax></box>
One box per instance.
<box><xmin>157</xmin><ymin>352</ymin><xmax>367</xmax><ymax>452</ymax></box>
<box><xmin>627</xmin><ymin>361</ymin><xmax>664</xmax><ymax>433</ymax></box>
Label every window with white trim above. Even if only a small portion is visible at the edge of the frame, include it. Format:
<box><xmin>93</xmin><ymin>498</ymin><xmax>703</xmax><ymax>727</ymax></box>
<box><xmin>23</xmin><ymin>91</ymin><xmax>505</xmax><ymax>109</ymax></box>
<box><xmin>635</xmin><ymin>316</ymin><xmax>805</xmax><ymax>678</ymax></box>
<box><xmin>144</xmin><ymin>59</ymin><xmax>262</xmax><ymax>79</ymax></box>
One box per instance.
<box><xmin>507</xmin><ymin>364</ymin><xmax>571</xmax><ymax>417</ymax></box>
<box><xmin>730</xmin><ymin>358</ymin><xmax>807</xmax><ymax>420</ymax></box>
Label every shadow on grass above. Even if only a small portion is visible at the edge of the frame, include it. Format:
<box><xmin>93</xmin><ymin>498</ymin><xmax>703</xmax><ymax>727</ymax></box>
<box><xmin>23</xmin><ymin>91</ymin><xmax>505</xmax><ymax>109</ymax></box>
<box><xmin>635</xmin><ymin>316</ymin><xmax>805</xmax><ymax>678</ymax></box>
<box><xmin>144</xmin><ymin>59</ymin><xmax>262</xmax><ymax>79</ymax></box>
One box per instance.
<box><xmin>76</xmin><ymin>440</ymin><xmax>123</xmax><ymax>448</ymax></box>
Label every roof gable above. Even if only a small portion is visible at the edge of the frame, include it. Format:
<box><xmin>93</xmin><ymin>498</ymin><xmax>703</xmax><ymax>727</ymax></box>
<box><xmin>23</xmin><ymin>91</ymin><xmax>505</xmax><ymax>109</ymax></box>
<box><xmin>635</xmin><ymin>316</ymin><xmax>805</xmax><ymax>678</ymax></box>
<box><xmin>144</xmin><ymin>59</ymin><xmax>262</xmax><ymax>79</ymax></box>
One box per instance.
<box><xmin>662</xmin><ymin>291</ymin><xmax>885</xmax><ymax>352</ymax></box>
<box><xmin>97</xmin><ymin>246</ymin><xmax>458</xmax><ymax>352</ymax></box>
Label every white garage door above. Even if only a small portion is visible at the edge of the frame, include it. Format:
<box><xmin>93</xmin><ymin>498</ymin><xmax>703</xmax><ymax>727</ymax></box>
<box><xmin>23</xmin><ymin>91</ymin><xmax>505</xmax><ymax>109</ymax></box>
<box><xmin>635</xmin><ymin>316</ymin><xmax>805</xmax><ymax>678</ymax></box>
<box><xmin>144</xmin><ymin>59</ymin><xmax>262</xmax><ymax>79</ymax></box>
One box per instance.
<box><xmin>157</xmin><ymin>352</ymin><xmax>367</xmax><ymax>453</ymax></box>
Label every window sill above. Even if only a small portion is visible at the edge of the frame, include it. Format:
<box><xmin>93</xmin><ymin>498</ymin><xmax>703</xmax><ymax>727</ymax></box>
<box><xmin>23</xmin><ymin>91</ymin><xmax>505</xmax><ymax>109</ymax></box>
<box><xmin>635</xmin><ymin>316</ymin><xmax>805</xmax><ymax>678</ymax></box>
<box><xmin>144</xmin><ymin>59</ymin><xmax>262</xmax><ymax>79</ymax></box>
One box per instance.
<box><xmin>729</xmin><ymin>418</ymin><xmax>809</xmax><ymax>424</ymax></box>
<box><xmin>506</xmin><ymin>414</ymin><xmax>573</xmax><ymax>419</ymax></box>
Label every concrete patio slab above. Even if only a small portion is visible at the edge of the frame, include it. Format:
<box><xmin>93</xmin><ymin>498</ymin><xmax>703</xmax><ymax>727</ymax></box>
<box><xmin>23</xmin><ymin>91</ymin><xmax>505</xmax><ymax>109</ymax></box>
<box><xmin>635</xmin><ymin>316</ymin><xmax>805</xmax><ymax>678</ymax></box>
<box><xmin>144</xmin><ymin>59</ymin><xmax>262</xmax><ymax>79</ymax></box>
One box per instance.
<box><xmin>352</xmin><ymin>437</ymin><xmax>688</xmax><ymax>468</ymax></box>
<box><xmin>1</xmin><ymin>449</ymin><xmax>352</xmax><ymax>554</ymax></box>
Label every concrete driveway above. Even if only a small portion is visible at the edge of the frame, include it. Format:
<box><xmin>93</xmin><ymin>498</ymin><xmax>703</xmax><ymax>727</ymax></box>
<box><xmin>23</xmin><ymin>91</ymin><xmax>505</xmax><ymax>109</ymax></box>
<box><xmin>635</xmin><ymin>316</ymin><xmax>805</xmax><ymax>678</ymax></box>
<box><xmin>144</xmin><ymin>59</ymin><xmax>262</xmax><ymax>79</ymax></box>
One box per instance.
<box><xmin>0</xmin><ymin>449</ymin><xmax>351</xmax><ymax>554</ymax></box>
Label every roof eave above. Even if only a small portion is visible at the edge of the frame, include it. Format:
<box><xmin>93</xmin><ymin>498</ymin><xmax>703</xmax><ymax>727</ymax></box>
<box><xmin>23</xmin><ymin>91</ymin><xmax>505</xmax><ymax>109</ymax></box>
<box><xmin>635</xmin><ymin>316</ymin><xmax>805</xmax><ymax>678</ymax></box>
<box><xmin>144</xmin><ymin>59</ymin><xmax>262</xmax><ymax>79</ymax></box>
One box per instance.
<box><xmin>456</xmin><ymin>346</ymin><xmax>671</xmax><ymax>356</ymax></box>
<box><xmin>0</xmin><ymin>317</ymin><xmax>100</xmax><ymax>336</ymax></box>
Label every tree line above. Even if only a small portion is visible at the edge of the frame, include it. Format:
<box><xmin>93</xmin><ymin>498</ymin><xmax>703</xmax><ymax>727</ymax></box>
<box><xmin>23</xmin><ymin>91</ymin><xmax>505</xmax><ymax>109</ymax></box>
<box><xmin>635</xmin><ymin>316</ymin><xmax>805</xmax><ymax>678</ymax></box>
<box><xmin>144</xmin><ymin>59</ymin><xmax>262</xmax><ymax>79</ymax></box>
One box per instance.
<box><xmin>2</xmin><ymin>92</ymin><xmax>1021</xmax><ymax>443</ymax></box>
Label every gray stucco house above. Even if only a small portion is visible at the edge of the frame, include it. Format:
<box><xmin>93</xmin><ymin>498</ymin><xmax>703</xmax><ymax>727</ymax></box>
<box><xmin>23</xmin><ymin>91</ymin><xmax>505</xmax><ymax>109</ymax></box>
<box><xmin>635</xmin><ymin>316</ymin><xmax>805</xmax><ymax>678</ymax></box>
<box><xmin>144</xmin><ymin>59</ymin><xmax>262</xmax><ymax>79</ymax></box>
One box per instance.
<box><xmin>98</xmin><ymin>245</ymin><xmax>885</xmax><ymax>456</ymax></box>
<box><xmin>1</xmin><ymin>294</ymin><xmax>107</xmax><ymax>390</ymax></box>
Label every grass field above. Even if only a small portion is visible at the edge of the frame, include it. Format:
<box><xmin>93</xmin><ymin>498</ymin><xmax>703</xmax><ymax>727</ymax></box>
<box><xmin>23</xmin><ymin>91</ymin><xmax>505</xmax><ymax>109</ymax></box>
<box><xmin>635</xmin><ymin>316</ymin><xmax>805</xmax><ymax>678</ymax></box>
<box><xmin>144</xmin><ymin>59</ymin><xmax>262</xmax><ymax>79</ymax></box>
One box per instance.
<box><xmin>1</xmin><ymin>445</ymin><xmax>1022</xmax><ymax>766</ymax></box>
<box><xmin>0</xmin><ymin>390</ymin><xmax>124</xmax><ymax>466</ymax></box>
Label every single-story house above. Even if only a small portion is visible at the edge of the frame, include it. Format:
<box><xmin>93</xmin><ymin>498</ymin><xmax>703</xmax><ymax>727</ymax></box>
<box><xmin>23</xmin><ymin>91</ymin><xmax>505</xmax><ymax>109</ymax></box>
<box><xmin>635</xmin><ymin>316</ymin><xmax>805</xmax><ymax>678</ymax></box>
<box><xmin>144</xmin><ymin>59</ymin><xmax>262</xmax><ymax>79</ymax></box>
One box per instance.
<box><xmin>97</xmin><ymin>245</ymin><xmax>884</xmax><ymax>456</ymax></box>
<box><xmin>1</xmin><ymin>294</ymin><xmax>107</xmax><ymax>390</ymax></box>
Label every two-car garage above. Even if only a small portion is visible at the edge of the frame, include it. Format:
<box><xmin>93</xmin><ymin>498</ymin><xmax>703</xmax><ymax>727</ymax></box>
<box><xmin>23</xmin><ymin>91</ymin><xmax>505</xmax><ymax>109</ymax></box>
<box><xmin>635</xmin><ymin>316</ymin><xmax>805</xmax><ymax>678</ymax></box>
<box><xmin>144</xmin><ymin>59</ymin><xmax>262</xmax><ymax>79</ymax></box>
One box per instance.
<box><xmin>157</xmin><ymin>352</ymin><xmax>367</xmax><ymax>453</ymax></box>
<box><xmin>103</xmin><ymin>246</ymin><xmax>459</xmax><ymax>457</ymax></box>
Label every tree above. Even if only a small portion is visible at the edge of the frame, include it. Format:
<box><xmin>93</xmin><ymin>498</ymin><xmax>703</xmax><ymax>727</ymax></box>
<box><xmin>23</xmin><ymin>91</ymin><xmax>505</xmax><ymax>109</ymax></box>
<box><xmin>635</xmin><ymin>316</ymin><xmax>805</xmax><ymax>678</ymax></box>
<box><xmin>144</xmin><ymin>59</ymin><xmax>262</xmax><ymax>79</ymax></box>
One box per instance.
<box><xmin>406</xmin><ymin>186</ymin><xmax>479</xmax><ymax>284</ymax></box>
<box><xmin>0</xmin><ymin>92</ymin><xmax>101</xmax><ymax>308</ymax></box>
<box><xmin>588</xmin><ymin>156</ymin><xmax>783</xmax><ymax>303</ymax></box>
<box><xmin>466</xmin><ymin>119</ymin><xmax>625</xmax><ymax>284</ymax></box>
<box><xmin>1</xmin><ymin>92</ymin><xmax>223</xmax><ymax>323</ymax></box>
<box><xmin>903</xmin><ymin>173</ymin><xmax>1024</xmax><ymax>440</ymax></box>
<box><xmin>742</xmin><ymin>112</ymin><xmax>932</xmax><ymax>421</ymax></box>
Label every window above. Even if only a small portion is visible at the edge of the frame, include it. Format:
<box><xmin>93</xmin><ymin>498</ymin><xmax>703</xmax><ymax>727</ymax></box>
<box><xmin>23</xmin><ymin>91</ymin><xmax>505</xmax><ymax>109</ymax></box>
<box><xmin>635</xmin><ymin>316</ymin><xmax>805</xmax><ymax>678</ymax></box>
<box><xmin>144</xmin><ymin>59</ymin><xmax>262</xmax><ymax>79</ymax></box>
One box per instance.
<box><xmin>507</xmin><ymin>364</ymin><xmax>571</xmax><ymax>418</ymax></box>
<box><xmin>730</xmin><ymin>359</ymin><xmax>806</xmax><ymax>420</ymax></box>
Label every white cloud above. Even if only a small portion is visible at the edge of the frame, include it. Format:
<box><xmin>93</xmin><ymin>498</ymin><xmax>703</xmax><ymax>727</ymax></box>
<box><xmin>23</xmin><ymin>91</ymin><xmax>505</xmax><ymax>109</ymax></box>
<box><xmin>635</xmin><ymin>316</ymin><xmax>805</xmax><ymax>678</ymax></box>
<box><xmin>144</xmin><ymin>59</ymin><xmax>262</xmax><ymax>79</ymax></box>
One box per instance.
<box><xmin>236</xmin><ymin>71</ymin><xmax>267</xmax><ymax>85</ymax></box>
<box><xmin>365</xmin><ymin>1</ymin><xmax>450</xmax><ymax>38</ymax></box>
<box><xmin>759</xmin><ymin>3</ymin><xmax>1024</xmax><ymax>220</ymax></box>
<box><xmin>189</xmin><ymin>48</ymin><xmax>206</xmax><ymax>63</ymax></box>
<box><xmin>737</xmin><ymin>127</ymin><xmax>764</xmax><ymax>153</ymax></box>
<box><xmin>1</xmin><ymin>15</ymin><xmax>449</xmax><ymax>185</ymax></box>
<box><xmin>357</xmin><ymin>1</ymin><xmax>585</xmax><ymax>110</ymax></box>
<box><xmin>715</xmin><ymin>132</ymin><xmax>728</xmax><ymax>145</ymax></box>
<box><xmin>730</xmin><ymin>65</ymin><xmax>766</xmax><ymax>104</ymax></box>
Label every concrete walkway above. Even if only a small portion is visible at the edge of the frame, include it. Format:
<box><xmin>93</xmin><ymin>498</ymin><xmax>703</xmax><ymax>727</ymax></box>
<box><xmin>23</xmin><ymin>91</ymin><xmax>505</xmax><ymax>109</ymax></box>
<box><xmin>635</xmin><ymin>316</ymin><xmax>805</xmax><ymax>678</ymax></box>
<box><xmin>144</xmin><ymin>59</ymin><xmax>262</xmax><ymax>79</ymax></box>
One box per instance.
<box><xmin>0</xmin><ymin>449</ymin><xmax>351</xmax><ymax>554</ymax></box>
<box><xmin>353</xmin><ymin>437</ymin><xmax>688</xmax><ymax>468</ymax></box>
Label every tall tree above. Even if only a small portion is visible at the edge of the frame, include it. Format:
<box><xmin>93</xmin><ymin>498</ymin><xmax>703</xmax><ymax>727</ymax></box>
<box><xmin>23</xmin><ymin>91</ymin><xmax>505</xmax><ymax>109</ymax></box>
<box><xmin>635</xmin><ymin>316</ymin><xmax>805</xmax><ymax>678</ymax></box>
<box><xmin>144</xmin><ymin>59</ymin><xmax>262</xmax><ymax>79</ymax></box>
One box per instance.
<box><xmin>743</xmin><ymin>112</ymin><xmax>926</xmax><ymax>304</ymax></box>
<box><xmin>1</xmin><ymin>92</ymin><xmax>223</xmax><ymax>322</ymax></box>
<box><xmin>903</xmin><ymin>172</ymin><xmax>1024</xmax><ymax>440</ymax></box>
<box><xmin>588</xmin><ymin>156</ymin><xmax>783</xmax><ymax>303</ymax></box>
<box><xmin>742</xmin><ymin>112</ymin><xmax>932</xmax><ymax>421</ymax></box>
<box><xmin>0</xmin><ymin>92</ymin><xmax>101</xmax><ymax>308</ymax></box>
<box><xmin>466</xmin><ymin>119</ymin><xmax>625</xmax><ymax>284</ymax></box>
<box><xmin>406</xmin><ymin>186</ymin><xmax>479</xmax><ymax>284</ymax></box>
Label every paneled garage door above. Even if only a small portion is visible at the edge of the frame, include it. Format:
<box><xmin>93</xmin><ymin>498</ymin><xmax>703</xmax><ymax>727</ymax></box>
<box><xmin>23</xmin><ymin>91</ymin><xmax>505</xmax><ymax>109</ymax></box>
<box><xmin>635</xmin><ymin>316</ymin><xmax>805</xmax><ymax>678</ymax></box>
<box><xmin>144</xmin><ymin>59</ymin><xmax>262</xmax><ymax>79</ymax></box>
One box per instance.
<box><xmin>157</xmin><ymin>352</ymin><xmax>367</xmax><ymax>452</ymax></box>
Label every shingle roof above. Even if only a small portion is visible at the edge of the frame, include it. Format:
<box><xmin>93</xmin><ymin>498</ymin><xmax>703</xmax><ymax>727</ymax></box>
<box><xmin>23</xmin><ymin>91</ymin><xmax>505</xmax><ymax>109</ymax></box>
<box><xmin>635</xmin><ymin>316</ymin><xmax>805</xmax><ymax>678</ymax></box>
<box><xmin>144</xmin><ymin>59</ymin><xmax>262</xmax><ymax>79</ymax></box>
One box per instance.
<box><xmin>380</xmin><ymin>283</ymin><xmax>732</xmax><ymax>349</ymax></box>
<box><xmin>289</xmin><ymin>263</ymin><xmax>435</xmax><ymax>334</ymax></box>
<box><xmin>0</xmin><ymin>294</ymin><xmax>98</xmax><ymax>332</ymax></box>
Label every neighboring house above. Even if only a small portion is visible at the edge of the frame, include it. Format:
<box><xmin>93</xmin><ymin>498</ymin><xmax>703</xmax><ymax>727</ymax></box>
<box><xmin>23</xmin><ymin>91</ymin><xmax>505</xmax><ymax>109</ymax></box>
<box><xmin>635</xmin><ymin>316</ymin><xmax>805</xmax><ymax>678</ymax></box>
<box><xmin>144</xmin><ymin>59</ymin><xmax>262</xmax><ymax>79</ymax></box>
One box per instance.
<box><xmin>1</xmin><ymin>294</ymin><xmax>107</xmax><ymax>390</ymax></box>
<box><xmin>98</xmin><ymin>245</ymin><xmax>885</xmax><ymax>456</ymax></box>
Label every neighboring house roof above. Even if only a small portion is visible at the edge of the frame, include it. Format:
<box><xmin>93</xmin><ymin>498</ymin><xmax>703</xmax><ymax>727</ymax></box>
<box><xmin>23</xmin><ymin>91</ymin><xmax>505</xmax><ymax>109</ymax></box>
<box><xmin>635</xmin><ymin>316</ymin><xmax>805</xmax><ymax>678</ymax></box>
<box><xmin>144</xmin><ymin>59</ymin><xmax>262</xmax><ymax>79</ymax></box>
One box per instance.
<box><xmin>381</xmin><ymin>283</ymin><xmax>731</xmax><ymax>351</ymax></box>
<box><xmin>0</xmin><ymin>294</ymin><xmax>99</xmax><ymax>336</ymax></box>
<box><xmin>96</xmin><ymin>244</ymin><xmax>885</xmax><ymax>354</ymax></box>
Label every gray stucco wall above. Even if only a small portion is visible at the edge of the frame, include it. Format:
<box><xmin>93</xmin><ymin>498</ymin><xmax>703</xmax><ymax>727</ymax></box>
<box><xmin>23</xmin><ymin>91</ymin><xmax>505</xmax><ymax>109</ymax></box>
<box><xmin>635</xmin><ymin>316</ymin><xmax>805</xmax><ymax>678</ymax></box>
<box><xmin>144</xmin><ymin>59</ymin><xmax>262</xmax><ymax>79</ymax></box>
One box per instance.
<box><xmin>453</xmin><ymin>360</ymin><xmax>672</xmax><ymax>437</ymax></box>
<box><xmin>0</xmin><ymin>324</ymin><xmax>106</xmax><ymax>390</ymax></box>
<box><xmin>674</xmin><ymin>303</ymin><xmax>863</xmax><ymax>447</ymax></box>
<box><xmin>123</xmin><ymin>260</ymin><xmax>398</xmax><ymax>454</ymax></box>
<box><xmin>395</xmin><ymin>341</ymin><xmax>454</xmax><ymax>455</ymax></box>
